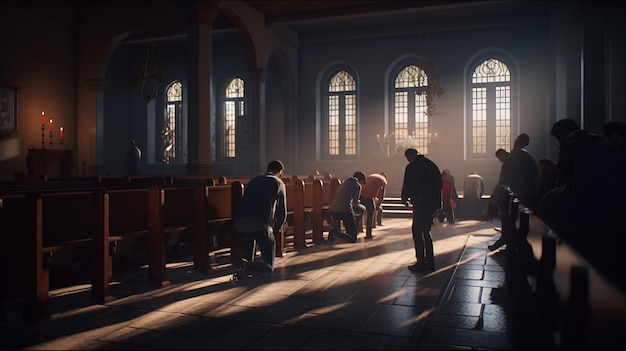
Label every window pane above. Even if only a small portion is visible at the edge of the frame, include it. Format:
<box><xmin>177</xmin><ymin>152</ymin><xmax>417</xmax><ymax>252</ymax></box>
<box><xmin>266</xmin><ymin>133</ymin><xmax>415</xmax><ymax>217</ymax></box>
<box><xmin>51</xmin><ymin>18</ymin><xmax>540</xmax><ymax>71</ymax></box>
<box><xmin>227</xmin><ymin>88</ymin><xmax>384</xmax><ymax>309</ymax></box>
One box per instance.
<box><xmin>415</xmin><ymin>92</ymin><xmax>429</xmax><ymax>154</ymax></box>
<box><xmin>345</xmin><ymin>94</ymin><xmax>356</xmax><ymax>155</ymax></box>
<box><xmin>394</xmin><ymin>91</ymin><xmax>408</xmax><ymax>139</ymax></box>
<box><xmin>226</xmin><ymin>78</ymin><xmax>244</xmax><ymax>98</ymax></box>
<box><xmin>470</xmin><ymin>58</ymin><xmax>512</xmax><ymax>158</ymax></box>
<box><xmin>224</xmin><ymin>78</ymin><xmax>244</xmax><ymax>158</ymax></box>
<box><xmin>329</xmin><ymin>70</ymin><xmax>355</xmax><ymax>92</ymax></box>
<box><xmin>225</xmin><ymin>101</ymin><xmax>236</xmax><ymax>157</ymax></box>
<box><xmin>393</xmin><ymin>64</ymin><xmax>431</xmax><ymax>155</ymax></box>
<box><xmin>326</xmin><ymin>70</ymin><xmax>357</xmax><ymax>158</ymax></box>
<box><xmin>472</xmin><ymin>59</ymin><xmax>510</xmax><ymax>83</ymax></box>
<box><xmin>167</xmin><ymin>81</ymin><xmax>182</xmax><ymax>102</ymax></box>
<box><xmin>164</xmin><ymin>103</ymin><xmax>176</xmax><ymax>162</ymax></box>
<box><xmin>495</xmin><ymin>86</ymin><xmax>511</xmax><ymax>150</ymax></box>
<box><xmin>164</xmin><ymin>82</ymin><xmax>183</xmax><ymax>164</ymax></box>
<box><xmin>328</xmin><ymin>95</ymin><xmax>339</xmax><ymax>155</ymax></box>
<box><xmin>395</xmin><ymin>65</ymin><xmax>428</xmax><ymax>88</ymax></box>
<box><xmin>472</xmin><ymin>87</ymin><xmax>487</xmax><ymax>154</ymax></box>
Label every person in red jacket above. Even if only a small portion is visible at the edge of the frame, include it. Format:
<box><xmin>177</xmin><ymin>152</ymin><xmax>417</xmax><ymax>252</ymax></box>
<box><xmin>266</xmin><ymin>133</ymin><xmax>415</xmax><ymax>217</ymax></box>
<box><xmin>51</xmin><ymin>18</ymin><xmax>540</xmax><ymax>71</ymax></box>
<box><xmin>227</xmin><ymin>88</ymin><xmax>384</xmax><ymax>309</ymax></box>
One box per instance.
<box><xmin>436</xmin><ymin>170</ymin><xmax>456</xmax><ymax>224</ymax></box>
<box><xmin>359</xmin><ymin>172</ymin><xmax>388</xmax><ymax>239</ymax></box>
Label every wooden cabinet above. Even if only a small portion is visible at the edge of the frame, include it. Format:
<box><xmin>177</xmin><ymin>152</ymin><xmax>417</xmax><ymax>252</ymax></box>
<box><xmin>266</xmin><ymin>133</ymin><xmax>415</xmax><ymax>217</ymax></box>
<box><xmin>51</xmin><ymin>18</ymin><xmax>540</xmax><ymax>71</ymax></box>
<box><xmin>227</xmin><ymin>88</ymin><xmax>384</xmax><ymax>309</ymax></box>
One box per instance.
<box><xmin>26</xmin><ymin>149</ymin><xmax>73</xmax><ymax>180</ymax></box>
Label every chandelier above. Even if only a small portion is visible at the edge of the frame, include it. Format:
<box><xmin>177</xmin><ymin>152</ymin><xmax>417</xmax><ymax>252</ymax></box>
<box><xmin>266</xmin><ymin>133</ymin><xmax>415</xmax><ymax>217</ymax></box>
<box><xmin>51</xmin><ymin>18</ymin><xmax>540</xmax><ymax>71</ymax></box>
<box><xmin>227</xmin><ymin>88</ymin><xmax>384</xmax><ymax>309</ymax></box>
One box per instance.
<box><xmin>134</xmin><ymin>33</ymin><xmax>164</xmax><ymax>102</ymax></box>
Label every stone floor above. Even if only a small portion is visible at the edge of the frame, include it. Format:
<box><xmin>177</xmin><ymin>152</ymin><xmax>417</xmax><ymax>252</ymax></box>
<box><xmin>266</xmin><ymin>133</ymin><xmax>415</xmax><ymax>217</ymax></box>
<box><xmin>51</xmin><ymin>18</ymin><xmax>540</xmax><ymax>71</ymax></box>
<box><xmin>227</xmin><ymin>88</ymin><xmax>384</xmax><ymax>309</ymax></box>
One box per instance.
<box><xmin>0</xmin><ymin>217</ymin><xmax>513</xmax><ymax>350</ymax></box>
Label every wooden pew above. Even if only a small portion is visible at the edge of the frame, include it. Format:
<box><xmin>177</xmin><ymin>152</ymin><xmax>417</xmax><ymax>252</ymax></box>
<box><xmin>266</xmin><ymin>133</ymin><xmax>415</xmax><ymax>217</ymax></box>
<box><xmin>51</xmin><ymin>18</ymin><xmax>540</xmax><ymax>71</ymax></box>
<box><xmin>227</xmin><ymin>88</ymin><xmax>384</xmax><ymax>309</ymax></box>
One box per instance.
<box><xmin>106</xmin><ymin>185</ymin><xmax>170</xmax><ymax>287</ymax></box>
<box><xmin>277</xmin><ymin>179</ymin><xmax>305</xmax><ymax>256</ymax></box>
<box><xmin>170</xmin><ymin>175</ymin><xmax>216</xmax><ymax>186</ymax></box>
<box><xmin>1</xmin><ymin>182</ymin><xmax>198</xmax><ymax>323</ymax></box>
<box><xmin>145</xmin><ymin>183</ymin><xmax>198</xmax><ymax>284</ymax></box>
<box><xmin>322</xmin><ymin>178</ymin><xmax>341</xmax><ymax>233</ymax></box>
<box><xmin>501</xmin><ymin>189</ymin><xmax>626</xmax><ymax>349</ymax></box>
<box><xmin>216</xmin><ymin>175</ymin><xmax>253</xmax><ymax>185</ymax></box>
<box><xmin>194</xmin><ymin>182</ymin><xmax>242</xmax><ymax>269</ymax></box>
<box><xmin>307</xmin><ymin>178</ymin><xmax>324</xmax><ymax>244</ymax></box>
<box><xmin>0</xmin><ymin>193</ymin><xmax>36</xmax><ymax>319</ymax></box>
<box><xmin>27</xmin><ymin>189</ymin><xmax>110</xmax><ymax>323</ymax></box>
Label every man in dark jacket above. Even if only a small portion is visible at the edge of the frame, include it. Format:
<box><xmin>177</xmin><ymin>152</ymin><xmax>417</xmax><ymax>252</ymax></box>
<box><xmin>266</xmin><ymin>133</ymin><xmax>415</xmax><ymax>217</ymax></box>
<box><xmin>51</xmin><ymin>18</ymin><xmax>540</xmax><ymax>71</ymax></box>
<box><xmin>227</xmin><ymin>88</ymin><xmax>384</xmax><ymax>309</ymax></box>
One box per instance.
<box><xmin>401</xmin><ymin>148</ymin><xmax>442</xmax><ymax>273</ymax></box>
<box><xmin>233</xmin><ymin>160</ymin><xmax>287</xmax><ymax>281</ymax></box>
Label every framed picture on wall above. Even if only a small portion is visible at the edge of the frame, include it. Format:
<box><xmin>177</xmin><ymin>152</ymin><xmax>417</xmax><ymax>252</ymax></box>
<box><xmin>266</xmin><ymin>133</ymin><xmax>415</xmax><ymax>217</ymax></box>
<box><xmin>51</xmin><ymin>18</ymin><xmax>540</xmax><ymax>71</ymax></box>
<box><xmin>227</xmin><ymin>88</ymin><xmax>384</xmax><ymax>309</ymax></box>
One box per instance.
<box><xmin>0</xmin><ymin>85</ymin><xmax>18</xmax><ymax>135</ymax></box>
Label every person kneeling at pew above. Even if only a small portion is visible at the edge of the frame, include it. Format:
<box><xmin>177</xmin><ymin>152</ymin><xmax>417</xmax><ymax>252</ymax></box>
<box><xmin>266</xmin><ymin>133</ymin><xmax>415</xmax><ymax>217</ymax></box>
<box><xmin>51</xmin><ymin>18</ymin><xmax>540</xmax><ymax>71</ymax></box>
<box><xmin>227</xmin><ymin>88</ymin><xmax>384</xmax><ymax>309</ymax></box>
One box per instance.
<box><xmin>233</xmin><ymin>160</ymin><xmax>287</xmax><ymax>281</ymax></box>
<box><xmin>328</xmin><ymin>171</ymin><xmax>367</xmax><ymax>243</ymax></box>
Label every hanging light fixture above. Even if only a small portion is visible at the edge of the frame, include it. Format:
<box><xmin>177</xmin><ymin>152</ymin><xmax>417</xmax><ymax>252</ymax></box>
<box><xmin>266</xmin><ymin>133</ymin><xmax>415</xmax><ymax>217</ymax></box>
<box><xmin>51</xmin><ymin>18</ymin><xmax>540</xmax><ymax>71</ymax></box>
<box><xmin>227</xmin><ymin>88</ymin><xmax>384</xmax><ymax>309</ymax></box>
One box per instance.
<box><xmin>134</xmin><ymin>33</ymin><xmax>164</xmax><ymax>102</ymax></box>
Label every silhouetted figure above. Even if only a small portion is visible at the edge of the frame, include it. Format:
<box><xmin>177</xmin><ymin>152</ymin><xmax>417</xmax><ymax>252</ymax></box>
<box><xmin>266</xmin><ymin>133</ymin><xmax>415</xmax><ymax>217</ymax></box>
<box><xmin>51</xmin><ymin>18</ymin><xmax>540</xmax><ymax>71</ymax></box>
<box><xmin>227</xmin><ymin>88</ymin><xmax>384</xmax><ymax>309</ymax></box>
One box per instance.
<box><xmin>495</xmin><ymin>148</ymin><xmax>510</xmax><ymax>162</ymax></box>
<box><xmin>124</xmin><ymin>139</ymin><xmax>142</xmax><ymax>175</ymax></box>
<box><xmin>538</xmin><ymin>158</ymin><xmax>559</xmax><ymax>198</ymax></box>
<box><xmin>483</xmin><ymin>148</ymin><xmax>510</xmax><ymax>222</ymax></box>
<box><xmin>402</xmin><ymin>148</ymin><xmax>442</xmax><ymax>274</ymax></box>
<box><xmin>488</xmin><ymin>133</ymin><xmax>541</xmax><ymax>251</ymax></box>
<box><xmin>539</xmin><ymin>119</ymin><xmax>626</xmax><ymax>235</ymax></box>
<box><xmin>463</xmin><ymin>172</ymin><xmax>485</xmax><ymax>219</ymax></box>
<box><xmin>600</xmin><ymin>120</ymin><xmax>626</xmax><ymax>158</ymax></box>
<box><xmin>514</xmin><ymin>133</ymin><xmax>530</xmax><ymax>149</ymax></box>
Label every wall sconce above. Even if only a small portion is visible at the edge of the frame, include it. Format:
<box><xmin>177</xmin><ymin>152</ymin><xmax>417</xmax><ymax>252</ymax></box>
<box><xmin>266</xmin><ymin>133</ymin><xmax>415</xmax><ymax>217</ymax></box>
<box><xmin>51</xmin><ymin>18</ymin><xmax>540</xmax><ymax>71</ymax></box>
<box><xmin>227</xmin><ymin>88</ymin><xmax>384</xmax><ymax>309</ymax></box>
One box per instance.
<box><xmin>134</xmin><ymin>33</ymin><xmax>164</xmax><ymax>102</ymax></box>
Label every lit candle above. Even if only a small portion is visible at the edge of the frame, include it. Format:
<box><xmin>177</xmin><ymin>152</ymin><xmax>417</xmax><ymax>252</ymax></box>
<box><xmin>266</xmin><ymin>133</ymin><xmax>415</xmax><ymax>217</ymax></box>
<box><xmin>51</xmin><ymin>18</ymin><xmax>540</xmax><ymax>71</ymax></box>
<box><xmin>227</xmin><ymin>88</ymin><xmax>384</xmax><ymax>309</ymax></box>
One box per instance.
<box><xmin>41</xmin><ymin>112</ymin><xmax>45</xmax><ymax>125</ymax></box>
<box><xmin>377</xmin><ymin>134</ymin><xmax>380</xmax><ymax>143</ymax></box>
<box><xmin>49</xmin><ymin>118</ymin><xmax>53</xmax><ymax>132</ymax></box>
<box><xmin>59</xmin><ymin>126</ymin><xmax>64</xmax><ymax>140</ymax></box>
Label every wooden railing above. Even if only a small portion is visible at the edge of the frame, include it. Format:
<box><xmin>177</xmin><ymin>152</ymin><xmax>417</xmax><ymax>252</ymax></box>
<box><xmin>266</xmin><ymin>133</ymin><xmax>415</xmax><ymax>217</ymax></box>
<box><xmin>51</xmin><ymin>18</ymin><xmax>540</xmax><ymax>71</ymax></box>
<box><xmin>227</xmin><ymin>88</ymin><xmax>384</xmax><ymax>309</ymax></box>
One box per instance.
<box><xmin>499</xmin><ymin>187</ymin><xmax>626</xmax><ymax>349</ymax></box>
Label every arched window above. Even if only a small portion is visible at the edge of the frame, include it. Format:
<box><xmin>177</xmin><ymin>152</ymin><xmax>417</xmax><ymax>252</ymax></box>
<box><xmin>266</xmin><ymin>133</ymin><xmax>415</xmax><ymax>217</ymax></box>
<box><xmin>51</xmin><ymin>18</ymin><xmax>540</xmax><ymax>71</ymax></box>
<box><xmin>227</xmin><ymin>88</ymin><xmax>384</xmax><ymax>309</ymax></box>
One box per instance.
<box><xmin>468</xmin><ymin>58</ymin><xmax>514</xmax><ymax>158</ymax></box>
<box><xmin>223</xmin><ymin>77</ymin><xmax>245</xmax><ymax>158</ymax></box>
<box><xmin>393</xmin><ymin>64</ymin><xmax>430</xmax><ymax>155</ymax></box>
<box><xmin>163</xmin><ymin>81</ymin><xmax>184</xmax><ymax>164</ymax></box>
<box><xmin>323</xmin><ymin>69</ymin><xmax>358</xmax><ymax>159</ymax></box>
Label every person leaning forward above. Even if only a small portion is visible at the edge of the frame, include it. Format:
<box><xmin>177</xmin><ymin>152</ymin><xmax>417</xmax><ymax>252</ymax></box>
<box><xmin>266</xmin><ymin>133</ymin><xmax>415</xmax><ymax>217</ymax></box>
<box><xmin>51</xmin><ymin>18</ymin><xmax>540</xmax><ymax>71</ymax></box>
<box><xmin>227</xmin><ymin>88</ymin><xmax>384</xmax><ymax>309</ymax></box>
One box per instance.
<box><xmin>359</xmin><ymin>172</ymin><xmax>388</xmax><ymax>239</ymax></box>
<box><xmin>401</xmin><ymin>148</ymin><xmax>442</xmax><ymax>274</ymax></box>
<box><xmin>232</xmin><ymin>160</ymin><xmax>287</xmax><ymax>281</ymax></box>
<box><xmin>328</xmin><ymin>171</ymin><xmax>367</xmax><ymax>243</ymax></box>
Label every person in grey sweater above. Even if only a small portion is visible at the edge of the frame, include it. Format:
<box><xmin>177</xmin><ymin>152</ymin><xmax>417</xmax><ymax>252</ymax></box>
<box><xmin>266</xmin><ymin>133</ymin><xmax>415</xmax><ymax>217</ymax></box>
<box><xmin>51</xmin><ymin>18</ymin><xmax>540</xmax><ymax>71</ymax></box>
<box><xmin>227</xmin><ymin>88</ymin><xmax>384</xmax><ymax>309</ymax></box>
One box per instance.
<box><xmin>328</xmin><ymin>171</ymin><xmax>367</xmax><ymax>243</ymax></box>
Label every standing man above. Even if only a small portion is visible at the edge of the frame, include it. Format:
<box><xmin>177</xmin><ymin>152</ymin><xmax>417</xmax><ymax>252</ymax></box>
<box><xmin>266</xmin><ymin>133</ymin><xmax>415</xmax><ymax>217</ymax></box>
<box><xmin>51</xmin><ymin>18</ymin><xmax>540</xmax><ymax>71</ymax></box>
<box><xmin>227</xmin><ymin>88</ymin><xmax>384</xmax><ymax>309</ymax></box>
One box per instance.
<box><xmin>359</xmin><ymin>172</ymin><xmax>388</xmax><ymax>239</ymax></box>
<box><xmin>487</xmin><ymin>134</ymin><xmax>541</xmax><ymax>251</ymax></box>
<box><xmin>401</xmin><ymin>148</ymin><xmax>442</xmax><ymax>274</ymax></box>
<box><xmin>124</xmin><ymin>139</ymin><xmax>142</xmax><ymax>175</ymax></box>
<box><xmin>232</xmin><ymin>160</ymin><xmax>287</xmax><ymax>281</ymax></box>
<box><xmin>328</xmin><ymin>171</ymin><xmax>367</xmax><ymax>243</ymax></box>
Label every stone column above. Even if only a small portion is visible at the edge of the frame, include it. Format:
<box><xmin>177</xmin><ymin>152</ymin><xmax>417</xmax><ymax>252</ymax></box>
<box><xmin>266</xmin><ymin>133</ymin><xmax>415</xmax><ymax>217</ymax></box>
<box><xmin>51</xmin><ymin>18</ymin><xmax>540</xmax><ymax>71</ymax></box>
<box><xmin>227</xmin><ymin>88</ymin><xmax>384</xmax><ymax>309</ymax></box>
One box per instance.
<box><xmin>248</xmin><ymin>68</ymin><xmax>267</xmax><ymax>174</ymax></box>
<box><xmin>186</xmin><ymin>2</ymin><xmax>217</xmax><ymax>175</ymax></box>
<box><xmin>80</xmin><ymin>78</ymin><xmax>106</xmax><ymax>176</ymax></box>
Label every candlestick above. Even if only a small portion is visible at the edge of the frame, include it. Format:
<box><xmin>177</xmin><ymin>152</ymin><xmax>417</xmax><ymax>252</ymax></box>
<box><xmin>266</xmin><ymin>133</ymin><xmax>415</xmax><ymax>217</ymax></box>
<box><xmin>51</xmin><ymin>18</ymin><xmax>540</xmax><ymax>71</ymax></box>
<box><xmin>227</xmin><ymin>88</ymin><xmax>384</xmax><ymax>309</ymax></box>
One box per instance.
<box><xmin>59</xmin><ymin>126</ymin><xmax>64</xmax><ymax>147</ymax></box>
<box><xmin>385</xmin><ymin>133</ymin><xmax>389</xmax><ymax>157</ymax></box>
<box><xmin>49</xmin><ymin>119</ymin><xmax>53</xmax><ymax>147</ymax></box>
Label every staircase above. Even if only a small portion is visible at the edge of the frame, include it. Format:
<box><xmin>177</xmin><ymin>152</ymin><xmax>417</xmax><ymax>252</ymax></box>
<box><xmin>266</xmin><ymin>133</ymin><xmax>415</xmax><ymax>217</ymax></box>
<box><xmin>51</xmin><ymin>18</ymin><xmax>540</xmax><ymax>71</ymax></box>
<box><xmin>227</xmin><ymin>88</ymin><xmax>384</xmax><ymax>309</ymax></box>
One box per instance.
<box><xmin>380</xmin><ymin>194</ymin><xmax>412</xmax><ymax>218</ymax></box>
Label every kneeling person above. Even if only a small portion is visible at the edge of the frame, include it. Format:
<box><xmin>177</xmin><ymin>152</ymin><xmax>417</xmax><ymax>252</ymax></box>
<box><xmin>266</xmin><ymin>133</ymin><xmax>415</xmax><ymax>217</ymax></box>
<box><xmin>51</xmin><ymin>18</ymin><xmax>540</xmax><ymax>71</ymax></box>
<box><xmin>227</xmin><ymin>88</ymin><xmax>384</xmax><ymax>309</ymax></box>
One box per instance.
<box><xmin>328</xmin><ymin>171</ymin><xmax>367</xmax><ymax>243</ymax></box>
<box><xmin>233</xmin><ymin>160</ymin><xmax>287</xmax><ymax>280</ymax></box>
